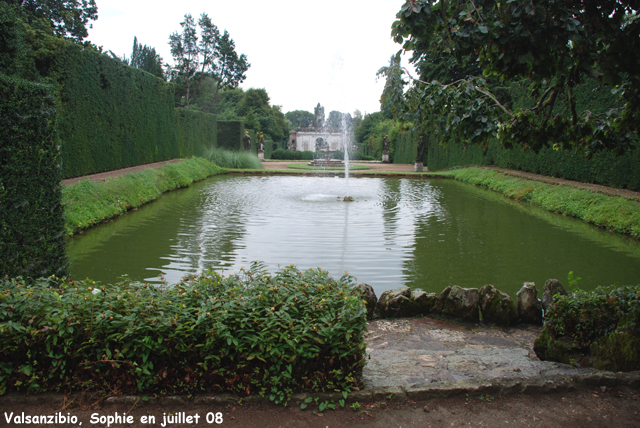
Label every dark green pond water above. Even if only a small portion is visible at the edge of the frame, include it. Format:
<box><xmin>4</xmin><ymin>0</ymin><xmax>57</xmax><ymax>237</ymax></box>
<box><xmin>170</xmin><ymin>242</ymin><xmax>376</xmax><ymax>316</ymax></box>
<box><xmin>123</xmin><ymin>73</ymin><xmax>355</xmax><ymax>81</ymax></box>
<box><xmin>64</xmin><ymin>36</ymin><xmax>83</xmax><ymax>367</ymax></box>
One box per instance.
<box><xmin>67</xmin><ymin>175</ymin><xmax>640</xmax><ymax>297</ymax></box>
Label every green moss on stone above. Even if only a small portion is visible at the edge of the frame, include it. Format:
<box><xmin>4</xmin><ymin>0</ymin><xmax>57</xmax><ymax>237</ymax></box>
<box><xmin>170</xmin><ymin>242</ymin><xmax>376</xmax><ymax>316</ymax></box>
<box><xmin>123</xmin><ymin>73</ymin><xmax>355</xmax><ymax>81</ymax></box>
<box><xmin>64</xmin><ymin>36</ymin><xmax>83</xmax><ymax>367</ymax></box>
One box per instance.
<box><xmin>590</xmin><ymin>331</ymin><xmax>640</xmax><ymax>372</ymax></box>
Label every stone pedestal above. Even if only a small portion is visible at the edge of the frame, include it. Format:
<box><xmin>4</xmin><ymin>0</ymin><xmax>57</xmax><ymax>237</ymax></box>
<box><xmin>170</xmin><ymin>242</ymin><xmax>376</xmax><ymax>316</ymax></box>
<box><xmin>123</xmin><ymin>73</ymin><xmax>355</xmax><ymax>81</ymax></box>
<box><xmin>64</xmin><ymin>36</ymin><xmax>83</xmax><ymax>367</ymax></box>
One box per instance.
<box><xmin>382</xmin><ymin>153</ymin><xmax>389</xmax><ymax>163</ymax></box>
<box><xmin>258</xmin><ymin>151</ymin><xmax>264</xmax><ymax>160</ymax></box>
<box><xmin>414</xmin><ymin>162</ymin><xmax>423</xmax><ymax>172</ymax></box>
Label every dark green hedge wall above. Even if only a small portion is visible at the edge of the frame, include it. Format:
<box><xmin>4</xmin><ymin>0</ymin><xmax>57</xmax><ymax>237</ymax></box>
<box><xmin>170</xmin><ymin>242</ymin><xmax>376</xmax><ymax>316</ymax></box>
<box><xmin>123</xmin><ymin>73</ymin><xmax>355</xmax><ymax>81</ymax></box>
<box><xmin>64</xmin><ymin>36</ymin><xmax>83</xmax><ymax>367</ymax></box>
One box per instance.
<box><xmin>174</xmin><ymin>108</ymin><xmax>217</xmax><ymax>158</ymax></box>
<box><xmin>55</xmin><ymin>44</ymin><xmax>179</xmax><ymax>178</ymax></box>
<box><xmin>0</xmin><ymin>75</ymin><xmax>67</xmax><ymax>278</ymax></box>
<box><xmin>391</xmin><ymin>126</ymin><xmax>418</xmax><ymax>164</ymax></box>
<box><xmin>217</xmin><ymin>121</ymin><xmax>244</xmax><ymax>151</ymax></box>
<box><xmin>425</xmin><ymin>139</ymin><xmax>640</xmax><ymax>191</ymax></box>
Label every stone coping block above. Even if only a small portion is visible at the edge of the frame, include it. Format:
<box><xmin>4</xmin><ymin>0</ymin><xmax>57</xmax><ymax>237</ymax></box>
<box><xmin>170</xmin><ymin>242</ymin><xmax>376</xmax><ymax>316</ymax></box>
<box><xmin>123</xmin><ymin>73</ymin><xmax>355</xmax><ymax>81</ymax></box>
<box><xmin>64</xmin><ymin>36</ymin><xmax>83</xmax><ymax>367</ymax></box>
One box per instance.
<box><xmin>371</xmin><ymin>386</ymin><xmax>407</xmax><ymax>402</ymax></box>
<box><xmin>1</xmin><ymin>372</ymin><xmax>639</xmax><ymax>407</ymax></box>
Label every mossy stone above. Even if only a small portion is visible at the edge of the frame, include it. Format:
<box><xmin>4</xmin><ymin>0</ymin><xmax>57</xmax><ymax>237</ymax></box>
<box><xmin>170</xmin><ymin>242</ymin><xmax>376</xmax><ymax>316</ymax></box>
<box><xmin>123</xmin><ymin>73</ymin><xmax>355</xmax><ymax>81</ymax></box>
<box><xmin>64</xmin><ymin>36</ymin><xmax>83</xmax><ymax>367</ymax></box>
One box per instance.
<box><xmin>410</xmin><ymin>289</ymin><xmax>437</xmax><ymax>316</ymax></box>
<box><xmin>432</xmin><ymin>286</ymin><xmax>452</xmax><ymax>316</ymax></box>
<box><xmin>533</xmin><ymin>328</ymin><xmax>578</xmax><ymax>365</ymax></box>
<box><xmin>353</xmin><ymin>283</ymin><xmax>377</xmax><ymax>320</ymax></box>
<box><xmin>443</xmin><ymin>285</ymin><xmax>480</xmax><ymax>322</ymax></box>
<box><xmin>590</xmin><ymin>331</ymin><xmax>640</xmax><ymax>372</ymax></box>
<box><xmin>479</xmin><ymin>284</ymin><xmax>518</xmax><ymax>327</ymax></box>
<box><xmin>541</xmin><ymin>279</ymin><xmax>567</xmax><ymax>312</ymax></box>
<box><xmin>377</xmin><ymin>287</ymin><xmax>412</xmax><ymax>318</ymax></box>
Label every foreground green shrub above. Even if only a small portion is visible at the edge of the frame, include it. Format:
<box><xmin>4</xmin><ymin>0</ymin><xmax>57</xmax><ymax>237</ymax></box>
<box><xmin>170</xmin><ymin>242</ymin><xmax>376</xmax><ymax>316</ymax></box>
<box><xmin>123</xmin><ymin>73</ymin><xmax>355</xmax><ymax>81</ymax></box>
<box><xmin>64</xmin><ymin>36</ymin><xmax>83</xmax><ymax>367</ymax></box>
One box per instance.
<box><xmin>0</xmin><ymin>74</ymin><xmax>67</xmax><ymax>279</ymax></box>
<box><xmin>0</xmin><ymin>265</ymin><xmax>367</xmax><ymax>402</ymax></box>
<box><xmin>63</xmin><ymin>157</ymin><xmax>225</xmax><ymax>235</ymax></box>
<box><xmin>534</xmin><ymin>285</ymin><xmax>640</xmax><ymax>371</ymax></box>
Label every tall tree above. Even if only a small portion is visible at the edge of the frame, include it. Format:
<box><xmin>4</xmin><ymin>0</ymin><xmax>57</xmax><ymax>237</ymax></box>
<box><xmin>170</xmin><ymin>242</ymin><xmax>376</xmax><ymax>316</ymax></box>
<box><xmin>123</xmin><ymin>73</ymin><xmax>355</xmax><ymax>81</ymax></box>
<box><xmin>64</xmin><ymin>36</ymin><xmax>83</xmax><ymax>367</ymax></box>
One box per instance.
<box><xmin>169</xmin><ymin>14</ymin><xmax>199</xmax><ymax>107</ymax></box>
<box><xmin>16</xmin><ymin>0</ymin><xmax>98</xmax><ymax>41</ymax></box>
<box><xmin>129</xmin><ymin>36</ymin><xmax>165</xmax><ymax>79</ymax></box>
<box><xmin>168</xmin><ymin>13</ymin><xmax>249</xmax><ymax>109</ymax></box>
<box><xmin>327</xmin><ymin>110</ymin><xmax>345</xmax><ymax>128</ymax></box>
<box><xmin>285</xmin><ymin>110</ymin><xmax>315</xmax><ymax>128</ymax></box>
<box><xmin>383</xmin><ymin>0</ymin><xmax>640</xmax><ymax>157</ymax></box>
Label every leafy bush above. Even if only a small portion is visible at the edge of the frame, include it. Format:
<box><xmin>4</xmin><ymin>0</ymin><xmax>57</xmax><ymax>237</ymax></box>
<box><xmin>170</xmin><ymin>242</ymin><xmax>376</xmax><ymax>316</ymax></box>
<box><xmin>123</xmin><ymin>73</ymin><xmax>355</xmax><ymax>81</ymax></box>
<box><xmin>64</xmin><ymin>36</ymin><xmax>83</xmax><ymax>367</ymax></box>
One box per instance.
<box><xmin>0</xmin><ymin>265</ymin><xmax>367</xmax><ymax>401</ymax></box>
<box><xmin>534</xmin><ymin>284</ymin><xmax>640</xmax><ymax>371</ymax></box>
<box><xmin>0</xmin><ymin>74</ymin><xmax>67</xmax><ymax>278</ymax></box>
<box><xmin>204</xmin><ymin>147</ymin><xmax>263</xmax><ymax>169</ymax></box>
<box><xmin>544</xmin><ymin>285</ymin><xmax>639</xmax><ymax>348</ymax></box>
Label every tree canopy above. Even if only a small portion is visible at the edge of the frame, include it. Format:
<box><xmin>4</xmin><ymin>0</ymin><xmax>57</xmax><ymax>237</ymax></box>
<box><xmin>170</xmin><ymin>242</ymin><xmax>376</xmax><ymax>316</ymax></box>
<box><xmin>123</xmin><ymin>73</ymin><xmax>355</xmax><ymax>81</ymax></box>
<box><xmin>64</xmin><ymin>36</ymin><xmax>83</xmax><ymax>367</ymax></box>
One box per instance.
<box><xmin>11</xmin><ymin>0</ymin><xmax>98</xmax><ymax>41</ymax></box>
<box><xmin>381</xmin><ymin>0</ymin><xmax>640</xmax><ymax>157</ymax></box>
<box><xmin>129</xmin><ymin>36</ymin><xmax>164</xmax><ymax>79</ymax></box>
<box><xmin>168</xmin><ymin>13</ymin><xmax>249</xmax><ymax>109</ymax></box>
<box><xmin>285</xmin><ymin>110</ymin><xmax>315</xmax><ymax>128</ymax></box>
<box><xmin>214</xmin><ymin>87</ymin><xmax>289</xmax><ymax>143</ymax></box>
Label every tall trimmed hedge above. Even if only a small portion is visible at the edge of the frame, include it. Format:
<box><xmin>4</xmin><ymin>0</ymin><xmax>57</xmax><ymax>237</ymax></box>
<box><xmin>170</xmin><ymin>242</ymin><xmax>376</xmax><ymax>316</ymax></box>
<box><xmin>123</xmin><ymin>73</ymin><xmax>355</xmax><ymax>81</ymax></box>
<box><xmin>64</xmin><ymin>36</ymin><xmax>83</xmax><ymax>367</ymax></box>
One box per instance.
<box><xmin>217</xmin><ymin>120</ymin><xmax>244</xmax><ymax>151</ymax></box>
<box><xmin>0</xmin><ymin>75</ymin><xmax>67</xmax><ymax>278</ymax></box>
<box><xmin>2</xmin><ymin>22</ymin><xmax>236</xmax><ymax>179</ymax></box>
<box><xmin>174</xmin><ymin>108</ymin><xmax>217</xmax><ymax>158</ymax></box>
<box><xmin>390</xmin><ymin>126</ymin><xmax>418</xmax><ymax>164</ymax></box>
<box><xmin>425</xmin><ymin>139</ymin><xmax>640</xmax><ymax>191</ymax></box>
<box><xmin>54</xmin><ymin>43</ymin><xmax>201</xmax><ymax>178</ymax></box>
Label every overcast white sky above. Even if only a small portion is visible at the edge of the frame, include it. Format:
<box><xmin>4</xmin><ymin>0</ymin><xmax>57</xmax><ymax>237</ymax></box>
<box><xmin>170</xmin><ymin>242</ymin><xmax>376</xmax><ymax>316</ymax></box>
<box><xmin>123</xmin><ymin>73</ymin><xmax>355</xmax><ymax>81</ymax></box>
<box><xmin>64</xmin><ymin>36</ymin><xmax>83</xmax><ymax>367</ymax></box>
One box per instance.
<box><xmin>87</xmin><ymin>0</ymin><xmax>410</xmax><ymax>116</ymax></box>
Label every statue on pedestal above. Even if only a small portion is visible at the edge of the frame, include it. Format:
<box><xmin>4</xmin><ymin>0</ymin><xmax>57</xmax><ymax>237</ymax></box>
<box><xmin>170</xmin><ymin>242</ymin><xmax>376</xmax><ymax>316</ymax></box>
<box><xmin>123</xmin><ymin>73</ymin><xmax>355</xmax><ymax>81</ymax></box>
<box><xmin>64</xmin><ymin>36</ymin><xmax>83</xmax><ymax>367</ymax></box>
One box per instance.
<box><xmin>382</xmin><ymin>135</ymin><xmax>390</xmax><ymax>163</ymax></box>
<box><xmin>258</xmin><ymin>132</ymin><xmax>264</xmax><ymax>152</ymax></box>
<box><xmin>243</xmin><ymin>131</ymin><xmax>251</xmax><ymax>151</ymax></box>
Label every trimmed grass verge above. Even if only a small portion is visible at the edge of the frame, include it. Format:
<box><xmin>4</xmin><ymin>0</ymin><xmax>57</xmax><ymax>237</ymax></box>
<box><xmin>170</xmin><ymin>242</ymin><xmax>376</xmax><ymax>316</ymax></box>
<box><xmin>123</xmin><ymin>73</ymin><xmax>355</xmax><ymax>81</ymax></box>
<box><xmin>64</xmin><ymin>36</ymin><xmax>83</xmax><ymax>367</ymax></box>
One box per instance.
<box><xmin>63</xmin><ymin>157</ymin><xmax>226</xmax><ymax>236</ymax></box>
<box><xmin>430</xmin><ymin>167</ymin><xmax>640</xmax><ymax>238</ymax></box>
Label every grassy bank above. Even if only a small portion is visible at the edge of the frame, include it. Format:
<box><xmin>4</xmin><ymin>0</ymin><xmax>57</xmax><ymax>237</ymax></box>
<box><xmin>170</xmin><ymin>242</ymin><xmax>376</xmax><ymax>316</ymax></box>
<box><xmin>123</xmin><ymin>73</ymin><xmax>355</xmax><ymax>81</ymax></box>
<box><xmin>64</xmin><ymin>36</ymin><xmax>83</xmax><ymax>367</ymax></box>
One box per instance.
<box><xmin>432</xmin><ymin>168</ymin><xmax>640</xmax><ymax>238</ymax></box>
<box><xmin>63</xmin><ymin>157</ymin><xmax>226</xmax><ymax>236</ymax></box>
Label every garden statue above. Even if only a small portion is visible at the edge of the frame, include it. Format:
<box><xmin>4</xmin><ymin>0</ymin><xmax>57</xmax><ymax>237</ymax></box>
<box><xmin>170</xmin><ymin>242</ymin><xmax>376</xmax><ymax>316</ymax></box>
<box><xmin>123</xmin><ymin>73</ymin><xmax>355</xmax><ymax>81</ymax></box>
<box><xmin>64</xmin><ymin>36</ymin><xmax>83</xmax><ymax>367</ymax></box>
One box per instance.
<box><xmin>257</xmin><ymin>132</ymin><xmax>265</xmax><ymax>160</ymax></box>
<box><xmin>415</xmin><ymin>136</ymin><xmax>425</xmax><ymax>172</ymax></box>
<box><xmin>258</xmin><ymin>132</ymin><xmax>265</xmax><ymax>151</ymax></box>
<box><xmin>382</xmin><ymin>135</ymin><xmax>390</xmax><ymax>163</ymax></box>
<box><xmin>243</xmin><ymin>131</ymin><xmax>251</xmax><ymax>151</ymax></box>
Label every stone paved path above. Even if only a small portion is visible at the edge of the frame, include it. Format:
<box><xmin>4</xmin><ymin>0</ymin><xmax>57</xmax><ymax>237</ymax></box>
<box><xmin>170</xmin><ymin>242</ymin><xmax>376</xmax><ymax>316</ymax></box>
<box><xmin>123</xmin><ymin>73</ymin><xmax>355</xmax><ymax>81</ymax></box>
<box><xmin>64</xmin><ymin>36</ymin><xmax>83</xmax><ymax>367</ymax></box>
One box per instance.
<box><xmin>363</xmin><ymin>318</ymin><xmax>600</xmax><ymax>391</ymax></box>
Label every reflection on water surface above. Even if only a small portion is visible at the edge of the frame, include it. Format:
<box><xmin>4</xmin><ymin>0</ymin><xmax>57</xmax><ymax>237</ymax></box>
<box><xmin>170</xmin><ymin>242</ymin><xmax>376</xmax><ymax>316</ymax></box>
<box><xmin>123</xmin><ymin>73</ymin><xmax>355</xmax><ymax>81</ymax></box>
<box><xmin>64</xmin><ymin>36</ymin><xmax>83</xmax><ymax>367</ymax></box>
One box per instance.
<box><xmin>68</xmin><ymin>175</ymin><xmax>640</xmax><ymax>296</ymax></box>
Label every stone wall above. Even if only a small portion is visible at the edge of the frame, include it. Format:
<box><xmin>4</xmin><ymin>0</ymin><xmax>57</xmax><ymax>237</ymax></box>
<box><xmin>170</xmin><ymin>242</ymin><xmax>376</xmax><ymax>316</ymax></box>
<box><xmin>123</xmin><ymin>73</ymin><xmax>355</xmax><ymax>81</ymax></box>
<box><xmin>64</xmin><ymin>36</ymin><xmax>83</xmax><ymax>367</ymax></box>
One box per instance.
<box><xmin>354</xmin><ymin>280</ymin><xmax>565</xmax><ymax>328</ymax></box>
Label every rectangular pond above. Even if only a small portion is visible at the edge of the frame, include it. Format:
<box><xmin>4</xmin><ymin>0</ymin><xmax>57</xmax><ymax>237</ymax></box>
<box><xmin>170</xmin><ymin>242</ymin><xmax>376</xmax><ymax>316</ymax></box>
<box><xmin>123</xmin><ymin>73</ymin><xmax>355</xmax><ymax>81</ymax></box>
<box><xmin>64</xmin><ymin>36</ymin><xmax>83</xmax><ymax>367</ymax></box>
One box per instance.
<box><xmin>67</xmin><ymin>175</ymin><xmax>640</xmax><ymax>297</ymax></box>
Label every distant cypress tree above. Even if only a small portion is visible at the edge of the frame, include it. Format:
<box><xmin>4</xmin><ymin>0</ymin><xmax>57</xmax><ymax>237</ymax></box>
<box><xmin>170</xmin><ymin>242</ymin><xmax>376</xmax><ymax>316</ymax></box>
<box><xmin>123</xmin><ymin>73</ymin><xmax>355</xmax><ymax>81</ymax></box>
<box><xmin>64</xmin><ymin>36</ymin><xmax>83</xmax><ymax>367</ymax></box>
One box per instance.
<box><xmin>129</xmin><ymin>36</ymin><xmax>165</xmax><ymax>80</ymax></box>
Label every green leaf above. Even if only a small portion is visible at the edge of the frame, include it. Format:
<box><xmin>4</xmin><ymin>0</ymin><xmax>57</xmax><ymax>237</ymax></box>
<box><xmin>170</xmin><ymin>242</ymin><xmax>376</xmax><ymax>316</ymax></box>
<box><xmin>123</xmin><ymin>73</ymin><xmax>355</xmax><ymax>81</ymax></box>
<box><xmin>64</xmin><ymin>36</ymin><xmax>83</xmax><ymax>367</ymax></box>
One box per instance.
<box><xmin>518</xmin><ymin>51</ymin><xmax>534</xmax><ymax>65</ymax></box>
